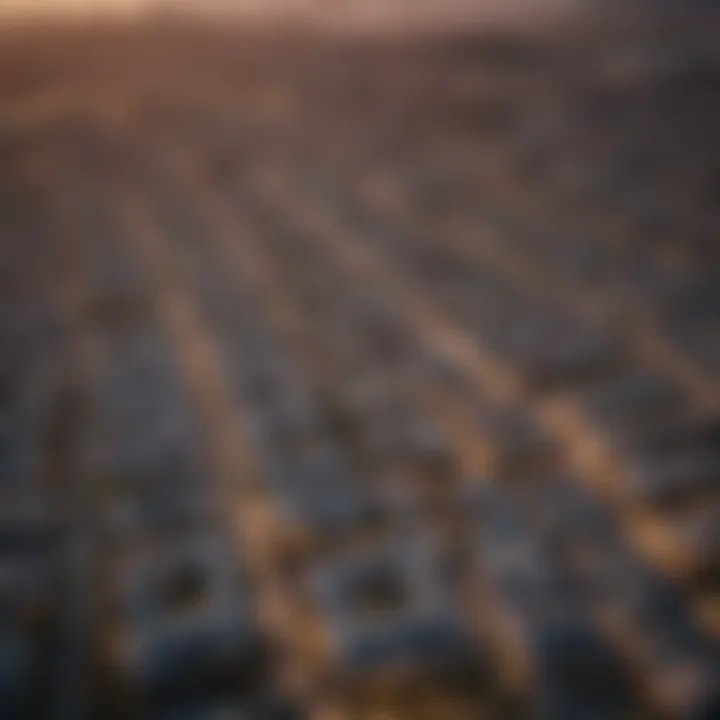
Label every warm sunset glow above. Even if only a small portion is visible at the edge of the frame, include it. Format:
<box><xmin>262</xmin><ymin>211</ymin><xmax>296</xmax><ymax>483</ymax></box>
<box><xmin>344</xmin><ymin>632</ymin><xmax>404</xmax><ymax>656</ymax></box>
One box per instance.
<box><xmin>0</xmin><ymin>0</ymin><xmax>149</xmax><ymax>16</ymax></box>
<box><xmin>0</xmin><ymin>0</ymin><xmax>577</xmax><ymax>22</ymax></box>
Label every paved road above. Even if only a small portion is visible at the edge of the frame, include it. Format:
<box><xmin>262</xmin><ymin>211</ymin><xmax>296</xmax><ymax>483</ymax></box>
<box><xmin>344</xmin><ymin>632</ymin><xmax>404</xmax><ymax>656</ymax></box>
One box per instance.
<box><xmin>1</xmin><ymin>14</ymin><xmax>719</xmax><ymax>720</ymax></box>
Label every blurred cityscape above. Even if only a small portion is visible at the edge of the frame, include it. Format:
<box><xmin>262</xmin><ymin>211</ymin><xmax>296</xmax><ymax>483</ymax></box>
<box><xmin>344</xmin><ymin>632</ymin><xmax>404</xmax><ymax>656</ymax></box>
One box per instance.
<box><xmin>1</xmin><ymin>1</ymin><xmax>719</xmax><ymax>719</ymax></box>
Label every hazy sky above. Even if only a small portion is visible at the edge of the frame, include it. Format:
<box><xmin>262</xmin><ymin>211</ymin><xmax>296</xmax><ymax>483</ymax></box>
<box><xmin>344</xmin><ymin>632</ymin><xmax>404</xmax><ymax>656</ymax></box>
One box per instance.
<box><xmin>0</xmin><ymin>0</ymin><xmax>577</xmax><ymax>22</ymax></box>
<box><xmin>0</xmin><ymin>0</ymin><xmax>148</xmax><ymax>15</ymax></box>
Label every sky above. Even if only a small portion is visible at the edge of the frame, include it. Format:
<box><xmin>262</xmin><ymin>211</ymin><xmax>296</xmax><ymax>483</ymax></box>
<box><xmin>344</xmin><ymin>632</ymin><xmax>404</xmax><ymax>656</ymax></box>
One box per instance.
<box><xmin>0</xmin><ymin>0</ymin><xmax>149</xmax><ymax>16</ymax></box>
<box><xmin>0</xmin><ymin>0</ymin><xmax>578</xmax><ymax>19</ymax></box>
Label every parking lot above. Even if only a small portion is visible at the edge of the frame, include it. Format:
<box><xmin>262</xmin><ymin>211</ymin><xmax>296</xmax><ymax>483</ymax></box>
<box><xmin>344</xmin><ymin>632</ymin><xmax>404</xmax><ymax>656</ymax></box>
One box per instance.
<box><xmin>1</xmin><ymin>8</ymin><xmax>719</xmax><ymax>718</ymax></box>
